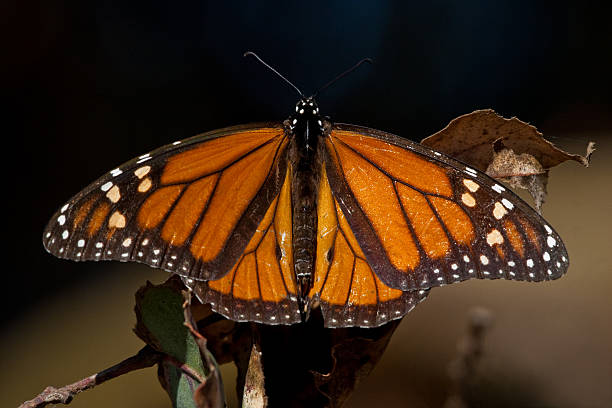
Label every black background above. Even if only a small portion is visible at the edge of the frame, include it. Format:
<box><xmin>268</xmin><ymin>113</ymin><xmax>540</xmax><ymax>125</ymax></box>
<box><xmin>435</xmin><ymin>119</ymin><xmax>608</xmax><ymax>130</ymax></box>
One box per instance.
<box><xmin>5</xmin><ymin>0</ymin><xmax>611</xmax><ymax>395</ymax></box>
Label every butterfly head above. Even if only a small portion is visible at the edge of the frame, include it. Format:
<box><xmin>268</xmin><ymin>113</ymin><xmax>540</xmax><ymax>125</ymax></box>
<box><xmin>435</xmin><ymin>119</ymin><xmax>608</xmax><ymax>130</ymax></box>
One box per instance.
<box><xmin>288</xmin><ymin>97</ymin><xmax>325</xmax><ymax>134</ymax></box>
<box><xmin>294</xmin><ymin>97</ymin><xmax>320</xmax><ymax>117</ymax></box>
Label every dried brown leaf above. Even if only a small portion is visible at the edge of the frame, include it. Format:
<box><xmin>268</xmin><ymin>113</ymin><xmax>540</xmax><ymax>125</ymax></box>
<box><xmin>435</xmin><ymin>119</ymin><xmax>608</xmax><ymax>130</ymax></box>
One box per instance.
<box><xmin>485</xmin><ymin>142</ymin><xmax>550</xmax><ymax>212</ymax></box>
<box><xmin>421</xmin><ymin>109</ymin><xmax>595</xmax><ymax>212</ymax></box>
<box><xmin>311</xmin><ymin>320</ymin><xmax>401</xmax><ymax>407</ymax></box>
<box><xmin>421</xmin><ymin>109</ymin><xmax>594</xmax><ymax>171</ymax></box>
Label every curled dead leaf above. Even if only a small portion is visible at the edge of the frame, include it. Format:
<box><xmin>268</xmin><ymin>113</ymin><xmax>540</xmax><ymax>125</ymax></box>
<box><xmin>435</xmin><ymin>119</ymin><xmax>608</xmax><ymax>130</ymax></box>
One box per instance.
<box><xmin>421</xmin><ymin>109</ymin><xmax>595</xmax><ymax>212</ymax></box>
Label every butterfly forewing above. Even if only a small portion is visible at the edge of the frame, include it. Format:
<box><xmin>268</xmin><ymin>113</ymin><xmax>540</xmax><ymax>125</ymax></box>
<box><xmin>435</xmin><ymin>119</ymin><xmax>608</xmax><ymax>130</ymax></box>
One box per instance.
<box><xmin>43</xmin><ymin>124</ymin><xmax>289</xmax><ymax>283</ymax></box>
<box><xmin>324</xmin><ymin>124</ymin><xmax>568</xmax><ymax>293</ymax></box>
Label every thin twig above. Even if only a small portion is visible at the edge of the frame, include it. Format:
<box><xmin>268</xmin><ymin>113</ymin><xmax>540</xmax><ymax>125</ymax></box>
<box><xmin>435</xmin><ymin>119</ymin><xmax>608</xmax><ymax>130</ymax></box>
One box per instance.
<box><xmin>163</xmin><ymin>354</ymin><xmax>208</xmax><ymax>384</ymax></box>
<box><xmin>19</xmin><ymin>346</ymin><xmax>161</xmax><ymax>408</ymax></box>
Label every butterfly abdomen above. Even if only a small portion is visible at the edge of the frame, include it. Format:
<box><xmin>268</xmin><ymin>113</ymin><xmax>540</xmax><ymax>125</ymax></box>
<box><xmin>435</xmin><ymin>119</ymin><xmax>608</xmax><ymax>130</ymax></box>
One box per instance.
<box><xmin>292</xmin><ymin>165</ymin><xmax>318</xmax><ymax>297</ymax></box>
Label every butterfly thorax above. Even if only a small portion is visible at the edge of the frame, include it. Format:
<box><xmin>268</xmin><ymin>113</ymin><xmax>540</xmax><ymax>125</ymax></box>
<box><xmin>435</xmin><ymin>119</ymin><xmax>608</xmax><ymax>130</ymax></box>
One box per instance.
<box><xmin>286</xmin><ymin>98</ymin><xmax>326</xmax><ymax>308</ymax></box>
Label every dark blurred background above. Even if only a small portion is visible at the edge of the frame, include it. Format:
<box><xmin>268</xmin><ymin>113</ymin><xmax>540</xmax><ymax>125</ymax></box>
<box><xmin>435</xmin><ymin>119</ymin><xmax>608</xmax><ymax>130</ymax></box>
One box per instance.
<box><xmin>4</xmin><ymin>1</ymin><xmax>611</xmax><ymax>407</ymax></box>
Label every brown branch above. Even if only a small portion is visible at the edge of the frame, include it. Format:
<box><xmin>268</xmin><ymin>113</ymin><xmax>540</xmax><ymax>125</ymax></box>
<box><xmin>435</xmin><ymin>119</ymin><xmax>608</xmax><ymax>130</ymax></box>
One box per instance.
<box><xmin>19</xmin><ymin>346</ymin><xmax>162</xmax><ymax>408</ymax></box>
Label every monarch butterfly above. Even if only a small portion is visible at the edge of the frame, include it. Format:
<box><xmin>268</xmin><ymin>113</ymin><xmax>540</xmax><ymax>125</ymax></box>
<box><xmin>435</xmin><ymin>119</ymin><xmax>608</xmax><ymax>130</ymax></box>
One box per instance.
<box><xmin>43</xmin><ymin>53</ymin><xmax>568</xmax><ymax>328</ymax></box>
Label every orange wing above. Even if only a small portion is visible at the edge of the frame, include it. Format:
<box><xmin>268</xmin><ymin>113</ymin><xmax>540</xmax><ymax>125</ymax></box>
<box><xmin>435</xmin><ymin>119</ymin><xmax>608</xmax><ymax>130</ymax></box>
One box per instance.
<box><xmin>307</xmin><ymin>165</ymin><xmax>429</xmax><ymax>328</ymax></box>
<box><xmin>43</xmin><ymin>124</ymin><xmax>290</xmax><ymax>285</ymax></box>
<box><xmin>323</xmin><ymin>125</ymin><xmax>568</xmax><ymax>294</ymax></box>
<box><xmin>188</xmin><ymin>165</ymin><xmax>301</xmax><ymax>324</ymax></box>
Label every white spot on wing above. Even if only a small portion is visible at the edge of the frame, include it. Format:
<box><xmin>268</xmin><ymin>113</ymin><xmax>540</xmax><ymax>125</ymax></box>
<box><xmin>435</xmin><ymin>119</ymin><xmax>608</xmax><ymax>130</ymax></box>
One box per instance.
<box><xmin>486</xmin><ymin>229</ymin><xmax>504</xmax><ymax>246</ymax></box>
<box><xmin>134</xmin><ymin>165</ymin><xmax>151</xmax><ymax>179</ymax></box>
<box><xmin>137</xmin><ymin>154</ymin><xmax>151</xmax><ymax>164</ymax></box>
<box><xmin>138</xmin><ymin>177</ymin><xmax>152</xmax><ymax>193</ymax></box>
<box><xmin>108</xmin><ymin>211</ymin><xmax>126</xmax><ymax>229</ymax></box>
<box><xmin>462</xmin><ymin>192</ymin><xmax>476</xmax><ymax>207</ymax></box>
<box><xmin>493</xmin><ymin>202</ymin><xmax>508</xmax><ymax>219</ymax></box>
<box><xmin>492</xmin><ymin>184</ymin><xmax>505</xmax><ymax>193</ymax></box>
<box><xmin>106</xmin><ymin>185</ymin><xmax>121</xmax><ymax>203</ymax></box>
<box><xmin>463</xmin><ymin>179</ymin><xmax>479</xmax><ymax>192</ymax></box>
<box><xmin>501</xmin><ymin>198</ymin><xmax>514</xmax><ymax>210</ymax></box>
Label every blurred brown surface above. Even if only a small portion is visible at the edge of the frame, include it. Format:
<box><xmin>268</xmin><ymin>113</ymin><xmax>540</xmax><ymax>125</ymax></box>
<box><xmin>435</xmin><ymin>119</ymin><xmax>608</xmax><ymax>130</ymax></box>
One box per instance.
<box><xmin>2</xmin><ymin>135</ymin><xmax>610</xmax><ymax>407</ymax></box>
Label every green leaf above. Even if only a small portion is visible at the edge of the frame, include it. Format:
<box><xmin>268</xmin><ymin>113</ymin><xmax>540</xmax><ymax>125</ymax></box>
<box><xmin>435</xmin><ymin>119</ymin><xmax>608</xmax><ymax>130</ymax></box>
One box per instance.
<box><xmin>138</xmin><ymin>283</ymin><xmax>205</xmax><ymax>377</ymax></box>
<box><xmin>134</xmin><ymin>278</ymin><xmax>219</xmax><ymax>408</ymax></box>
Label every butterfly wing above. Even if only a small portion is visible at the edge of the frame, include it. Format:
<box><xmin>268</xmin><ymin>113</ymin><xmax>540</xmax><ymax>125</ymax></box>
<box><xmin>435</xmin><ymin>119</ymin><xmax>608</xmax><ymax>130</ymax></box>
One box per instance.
<box><xmin>322</xmin><ymin>124</ymin><xmax>568</xmax><ymax>294</ymax></box>
<box><xmin>188</xmin><ymin>164</ymin><xmax>301</xmax><ymax>324</ymax></box>
<box><xmin>43</xmin><ymin>123</ymin><xmax>290</xmax><ymax>283</ymax></box>
<box><xmin>307</xmin><ymin>164</ymin><xmax>429</xmax><ymax>328</ymax></box>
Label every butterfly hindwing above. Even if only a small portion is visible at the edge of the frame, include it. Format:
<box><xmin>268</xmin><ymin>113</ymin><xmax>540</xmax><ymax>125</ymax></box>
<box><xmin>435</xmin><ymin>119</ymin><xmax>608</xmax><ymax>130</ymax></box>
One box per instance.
<box><xmin>307</xmin><ymin>164</ymin><xmax>429</xmax><ymax>328</ymax></box>
<box><xmin>324</xmin><ymin>124</ymin><xmax>568</xmax><ymax>292</ymax></box>
<box><xmin>43</xmin><ymin>124</ymin><xmax>290</xmax><ymax>282</ymax></box>
<box><xmin>187</xmin><ymin>164</ymin><xmax>301</xmax><ymax>324</ymax></box>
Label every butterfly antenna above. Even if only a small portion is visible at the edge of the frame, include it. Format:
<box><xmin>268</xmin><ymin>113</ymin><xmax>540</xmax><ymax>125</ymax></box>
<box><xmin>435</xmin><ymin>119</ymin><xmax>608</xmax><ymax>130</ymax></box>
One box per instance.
<box><xmin>244</xmin><ymin>51</ymin><xmax>304</xmax><ymax>98</ymax></box>
<box><xmin>312</xmin><ymin>57</ymin><xmax>373</xmax><ymax>98</ymax></box>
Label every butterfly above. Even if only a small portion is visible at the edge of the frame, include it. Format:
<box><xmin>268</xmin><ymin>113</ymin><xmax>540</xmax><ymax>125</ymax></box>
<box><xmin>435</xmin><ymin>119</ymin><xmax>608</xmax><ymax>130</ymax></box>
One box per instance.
<box><xmin>43</xmin><ymin>53</ymin><xmax>568</xmax><ymax>328</ymax></box>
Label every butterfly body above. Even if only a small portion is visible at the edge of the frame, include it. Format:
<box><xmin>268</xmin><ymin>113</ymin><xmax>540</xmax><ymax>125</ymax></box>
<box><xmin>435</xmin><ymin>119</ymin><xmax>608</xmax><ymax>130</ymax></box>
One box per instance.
<box><xmin>287</xmin><ymin>97</ymin><xmax>326</xmax><ymax>306</ymax></box>
<box><xmin>43</xmin><ymin>96</ymin><xmax>568</xmax><ymax>328</ymax></box>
